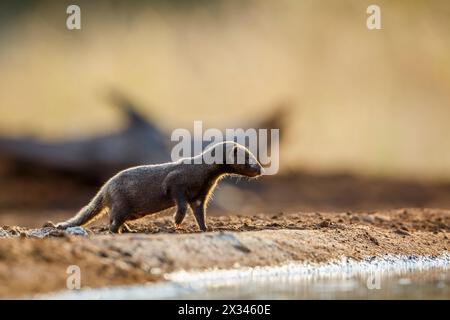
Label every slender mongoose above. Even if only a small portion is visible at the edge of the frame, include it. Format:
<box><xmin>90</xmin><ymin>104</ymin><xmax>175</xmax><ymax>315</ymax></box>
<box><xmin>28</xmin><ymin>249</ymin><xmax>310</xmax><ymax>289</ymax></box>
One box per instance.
<box><xmin>55</xmin><ymin>141</ymin><xmax>263</xmax><ymax>233</ymax></box>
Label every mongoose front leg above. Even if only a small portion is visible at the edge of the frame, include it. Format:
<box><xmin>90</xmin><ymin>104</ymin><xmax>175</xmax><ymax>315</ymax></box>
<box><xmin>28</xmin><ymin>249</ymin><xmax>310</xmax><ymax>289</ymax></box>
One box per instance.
<box><xmin>172</xmin><ymin>192</ymin><xmax>188</xmax><ymax>229</ymax></box>
<box><xmin>190</xmin><ymin>200</ymin><xmax>207</xmax><ymax>232</ymax></box>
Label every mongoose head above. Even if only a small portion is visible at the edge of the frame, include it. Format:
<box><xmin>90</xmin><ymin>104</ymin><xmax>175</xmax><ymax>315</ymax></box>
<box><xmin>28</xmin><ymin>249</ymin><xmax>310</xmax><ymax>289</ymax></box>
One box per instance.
<box><xmin>204</xmin><ymin>141</ymin><xmax>263</xmax><ymax>178</ymax></box>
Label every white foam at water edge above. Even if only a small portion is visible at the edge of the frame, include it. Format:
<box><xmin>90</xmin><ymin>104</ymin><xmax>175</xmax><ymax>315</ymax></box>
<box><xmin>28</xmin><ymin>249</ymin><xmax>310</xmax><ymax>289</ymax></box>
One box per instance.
<box><xmin>165</xmin><ymin>253</ymin><xmax>450</xmax><ymax>284</ymax></box>
<box><xmin>36</xmin><ymin>253</ymin><xmax>450</xmax><ymax>300</ymax></box>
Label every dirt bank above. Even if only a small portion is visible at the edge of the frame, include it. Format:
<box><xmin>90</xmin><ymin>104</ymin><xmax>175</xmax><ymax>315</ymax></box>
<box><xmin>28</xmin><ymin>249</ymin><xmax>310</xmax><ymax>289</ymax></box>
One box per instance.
<box><xmin>0</xmin><ymin>208</ymin><xmax>449</xmax><ymax>298</ymax></box>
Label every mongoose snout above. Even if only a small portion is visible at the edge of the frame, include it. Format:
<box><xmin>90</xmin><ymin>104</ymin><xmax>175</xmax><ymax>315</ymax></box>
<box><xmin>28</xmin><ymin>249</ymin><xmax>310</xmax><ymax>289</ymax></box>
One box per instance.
<box><xmin>55</xmin><ymin>141</ymin><xmax>262</xmax><ymax>233</ymax></box>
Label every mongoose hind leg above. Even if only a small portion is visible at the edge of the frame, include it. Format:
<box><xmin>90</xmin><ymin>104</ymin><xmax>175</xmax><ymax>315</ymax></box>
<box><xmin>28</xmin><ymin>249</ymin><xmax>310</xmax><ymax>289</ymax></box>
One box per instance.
<box><xmin>190</xmin><ymin>200</ymin><xmax>207</xmax><ymax>232</ymax></box>
<box><xmin>109</xmin><ymin>203</ymin><xmax>131</xmax><ymax>234</ymax></box>
<box><xmin>110</xmin><ymin>218</ymin><xmax>129</xmax><ymax>233</ymax></box>
<box><xmin>173</xmin><ymin>193</ymin><xmax>188</xmax><ymax>229</ymax></box>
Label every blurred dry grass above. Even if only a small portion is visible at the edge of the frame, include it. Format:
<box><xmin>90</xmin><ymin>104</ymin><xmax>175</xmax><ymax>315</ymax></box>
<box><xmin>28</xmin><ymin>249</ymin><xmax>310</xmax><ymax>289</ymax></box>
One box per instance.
<box><xmin>0</xmin><ymin>0</ymin><xmax>449</xmax><ymax>180</ymax></box>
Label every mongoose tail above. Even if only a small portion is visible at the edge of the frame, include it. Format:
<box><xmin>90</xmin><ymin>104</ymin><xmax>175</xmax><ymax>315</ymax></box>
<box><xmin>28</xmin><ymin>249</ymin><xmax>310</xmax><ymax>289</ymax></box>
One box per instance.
<box><xmin>57</xmin><ymin>192</ymin><xmax>105</xmax><ymax>229</ymax></box>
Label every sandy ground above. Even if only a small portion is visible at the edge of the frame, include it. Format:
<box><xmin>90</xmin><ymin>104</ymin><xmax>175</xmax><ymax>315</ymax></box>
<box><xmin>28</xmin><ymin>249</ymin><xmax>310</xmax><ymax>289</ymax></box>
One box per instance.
<box><xmin>0</xmin><ymin>208</ymin><xmax>448</xmax><ymax>298</ymax></box>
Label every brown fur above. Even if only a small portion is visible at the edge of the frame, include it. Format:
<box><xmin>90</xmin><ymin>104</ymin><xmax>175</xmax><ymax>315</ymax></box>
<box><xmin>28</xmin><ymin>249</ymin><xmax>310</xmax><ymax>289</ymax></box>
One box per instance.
<box><xmin>56</xmin><ymin>142</ymin><xmax>262</xmax><ymax>233</ymax></box>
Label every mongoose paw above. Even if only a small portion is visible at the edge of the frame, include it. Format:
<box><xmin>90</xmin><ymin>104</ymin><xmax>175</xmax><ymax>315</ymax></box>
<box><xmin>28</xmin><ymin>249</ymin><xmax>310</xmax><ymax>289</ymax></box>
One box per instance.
<box><xmin>121</xmin><ymin>223</ymin><xmax>133</xmax><ymax>233</ymax></box>
<box><xmin>175</xmin><ymin>223</ymin><xmax>182</xmax><ymax>231</ymax></box>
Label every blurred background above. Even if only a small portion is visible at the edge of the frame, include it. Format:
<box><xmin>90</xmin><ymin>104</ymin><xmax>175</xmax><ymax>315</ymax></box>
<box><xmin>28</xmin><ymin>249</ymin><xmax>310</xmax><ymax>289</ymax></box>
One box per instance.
<box><xmin>0</xmin><ymin>0</ymin><xmax>449</xmax><ymax>227</ymax></box>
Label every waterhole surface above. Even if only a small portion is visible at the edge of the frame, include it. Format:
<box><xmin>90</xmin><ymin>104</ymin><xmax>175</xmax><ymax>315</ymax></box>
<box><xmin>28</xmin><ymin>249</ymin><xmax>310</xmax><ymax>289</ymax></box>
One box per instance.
<box><xmin>42</xmin><ymin>254</ymin><xmax>450</xmax><ymax>299</ymax></box>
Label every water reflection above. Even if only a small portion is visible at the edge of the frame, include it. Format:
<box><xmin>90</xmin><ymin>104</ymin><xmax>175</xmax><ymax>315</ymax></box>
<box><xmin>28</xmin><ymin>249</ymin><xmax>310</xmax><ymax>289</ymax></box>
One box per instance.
<box><xmin>167</xmin><ymin>255</ymin><xmax>450</xmax><ymax>299</ymax></box>
<box><xmin>43</xmin><ymin>255</ymin><xmax>450</xmax><ymax>299</ymax></box>
<box><xmin>176</xmin><ymin>268</ymin><xmax>449</xmax><ymax>299</ymax></box>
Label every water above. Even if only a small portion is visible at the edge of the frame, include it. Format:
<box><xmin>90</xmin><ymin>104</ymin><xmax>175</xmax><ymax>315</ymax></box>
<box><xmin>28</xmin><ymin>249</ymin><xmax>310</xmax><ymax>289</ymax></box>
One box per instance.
<box><xmin>42</xmin><ymin>254</ymin><xmax>450</xmax><ymax>299</ymax></box>
<box><xmin>165</xmin><ymin>254</ymin><xmax>450</xmax><ymax>299</ymax></box>
<box><xmin>169</xmin><ymin>266</ymin><xmax>450</xmax><ymax>299</ymax></box>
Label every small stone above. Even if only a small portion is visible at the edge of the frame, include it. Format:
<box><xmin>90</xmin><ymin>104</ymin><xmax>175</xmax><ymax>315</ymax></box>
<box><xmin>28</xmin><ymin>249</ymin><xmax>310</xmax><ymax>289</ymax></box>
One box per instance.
<box><xmin>395</xmin><ymin>229</ymin><xmax>411</xmax><ymax>236</ymax></box>
<box><xmin>368</xmin><ymin>235</ymin><xmax>379</xmax><ymax>245</ymax></box>
<box><xmin>0</xmin><ymin>228</ymin><xmax>9</xmax><ymax>238</ymax></box>
<box><xmin>361</xmin><ymin>215</ymin><xmax>375</xmax><ymax>223</ymax></box>
<box><xmin>65</xmin><ymin>226</ymin><xmax>89</xmax><ymax>237</ymax></box>
<box><xmin>317</xmin><ymin>220</ymin><xmax>330</xmax><ymax>228</ymax></box>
